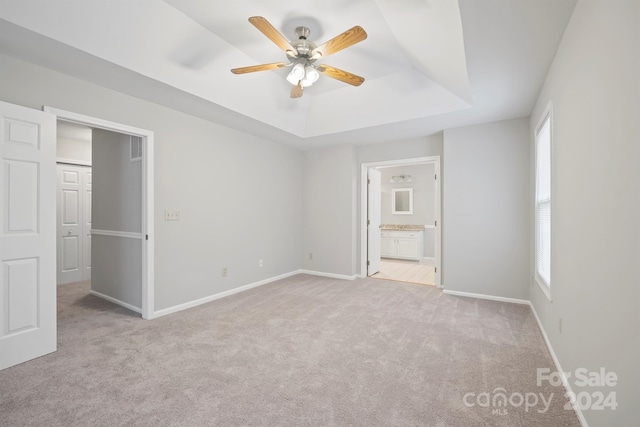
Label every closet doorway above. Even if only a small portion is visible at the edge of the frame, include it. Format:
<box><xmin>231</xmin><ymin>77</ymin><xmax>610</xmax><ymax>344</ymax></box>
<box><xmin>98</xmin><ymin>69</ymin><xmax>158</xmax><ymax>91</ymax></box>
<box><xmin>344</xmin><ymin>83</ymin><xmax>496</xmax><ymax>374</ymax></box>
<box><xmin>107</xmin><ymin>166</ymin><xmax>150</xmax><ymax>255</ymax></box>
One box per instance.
<box><xmin>48</xmin><ymin>107</ymin><xmax>155</xmax><ymax>319</ymax></box>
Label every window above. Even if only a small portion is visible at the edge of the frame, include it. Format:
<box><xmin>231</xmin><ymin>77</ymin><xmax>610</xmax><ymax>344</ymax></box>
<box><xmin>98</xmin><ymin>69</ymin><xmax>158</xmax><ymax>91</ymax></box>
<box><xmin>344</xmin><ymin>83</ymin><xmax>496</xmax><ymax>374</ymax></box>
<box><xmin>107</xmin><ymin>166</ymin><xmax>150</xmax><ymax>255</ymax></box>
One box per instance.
<box><xmin>535</xmin><ymin>105</ymin><xmax>552</xmax><ymax>297</ymax></box>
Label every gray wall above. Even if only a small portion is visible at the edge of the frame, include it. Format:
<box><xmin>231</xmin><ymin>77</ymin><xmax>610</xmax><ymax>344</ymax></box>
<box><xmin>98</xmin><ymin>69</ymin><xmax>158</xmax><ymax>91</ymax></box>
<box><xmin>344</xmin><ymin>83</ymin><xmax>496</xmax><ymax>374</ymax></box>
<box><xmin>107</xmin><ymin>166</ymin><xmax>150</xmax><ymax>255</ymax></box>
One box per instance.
<box><xmin>92</xmin><ymin>129</ymin><xmax>142</xmax><ymax>233</ymax></box>
<box><xmin>301</xmin><ymin>144</ymin><xmax>358</xmax><ymax>276</ymax></box>
<box><xmin>56</xmin><ymin>121</ymin><xmax>92</xmax><ymax>163</ymax></box>
<box><xmin>357</xmin><ymin>134</ymin><xmax>444</xmax><ymax>165</ymax></box>
<box><xmin>92</xmin><ymin>235</ymin><xmax>142</xmax><ymax>308</ymax></box>
<box><xmin>91</xmin><ymin>129</ymin><xmax>142</xmax><ymax>308</ymax></box>
<box><xmin>2</xmin><ymin>53</ymin><xmax>446</xmax><ymax>285</ymax></box>
<box><xmin>0</xmin><ymin>53</ymin><xmax>302</xmax><ymax>312</ymax></box>
<box><xmin>379</xmin><ymin>164</ymin><xmax>435</xmax><ymax>257</ymax></box>
<box><xmin>443</xmin><ymin>118</ymin><xmax>530</xmax><ymax>300</ymax></box>
<box><xmin>57</xmin><ymin>136</ymin><xmax>91</xmax><ymax>163</ymax></box>
<box><xmin>529</xmin><ymin>1</ymin><xmax>639</xmax><ymax>425</ymax></box>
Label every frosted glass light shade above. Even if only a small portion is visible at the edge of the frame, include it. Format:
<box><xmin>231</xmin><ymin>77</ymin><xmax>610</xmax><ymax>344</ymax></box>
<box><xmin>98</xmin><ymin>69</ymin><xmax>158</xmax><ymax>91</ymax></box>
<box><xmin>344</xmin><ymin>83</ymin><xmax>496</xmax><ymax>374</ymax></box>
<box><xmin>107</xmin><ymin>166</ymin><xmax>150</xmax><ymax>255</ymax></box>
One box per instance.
<box><xmin>301</xmin><ymin>66</ymin><xmax>320</xmax><ymax>87</ymax></box>
<box><xmin>286</xmin><ymin>63</ymin><xmax>305</xmax><ymax>85</ymax></box>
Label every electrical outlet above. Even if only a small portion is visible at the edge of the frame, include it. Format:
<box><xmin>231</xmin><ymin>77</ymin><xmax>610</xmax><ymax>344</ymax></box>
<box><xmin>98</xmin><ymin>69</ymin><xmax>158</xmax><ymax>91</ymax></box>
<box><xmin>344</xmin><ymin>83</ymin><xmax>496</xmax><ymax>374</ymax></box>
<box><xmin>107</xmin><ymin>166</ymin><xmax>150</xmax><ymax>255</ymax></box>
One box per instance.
<box><xmin>164</xmin><ymin>210</ymin><xmax>180</xmax><ymax>221</ymax></box>
<box><xmin>309</xmin><ymin>252</ymin><xmax>313</xmax><ymax>261</ymax></box>
<box><xmin>259</xmin><ymin>259</ymin><xmax>263</xmax><ymax>267</ymax></box>
<box><xmin>222</xmin><ymin>267</ymin><xmax>228</xmax><ymax>277</ymax></box>
<box><xmin>558</xmin><ymin>317</ymin><xmax>563</xmax><ymax>334</ymax></box>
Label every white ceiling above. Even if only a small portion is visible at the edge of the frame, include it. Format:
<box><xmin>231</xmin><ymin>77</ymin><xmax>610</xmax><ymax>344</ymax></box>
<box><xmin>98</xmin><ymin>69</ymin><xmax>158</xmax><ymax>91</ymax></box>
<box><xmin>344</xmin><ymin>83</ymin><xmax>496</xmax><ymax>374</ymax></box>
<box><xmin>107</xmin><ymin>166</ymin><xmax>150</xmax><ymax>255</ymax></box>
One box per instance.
<box><xmin>0</xmin><ymin>0</ymin><xmax>576</xmax><ymax>149</ymax></box>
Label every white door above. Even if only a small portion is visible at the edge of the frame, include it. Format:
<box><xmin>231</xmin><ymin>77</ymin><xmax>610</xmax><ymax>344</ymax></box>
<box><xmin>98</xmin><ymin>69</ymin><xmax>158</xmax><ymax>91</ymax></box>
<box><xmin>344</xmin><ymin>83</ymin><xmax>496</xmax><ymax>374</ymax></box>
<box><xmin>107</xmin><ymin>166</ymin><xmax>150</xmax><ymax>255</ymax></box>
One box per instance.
<box><xmin>57</xmin><ymin>164</ymin><xmax>92</xmax><ymax>284</ymax></box>
<box><xmin>0</xmin><ymin>101</ymin><xmax>57</xmax><ymax>370</ymax></box>
<box><xmin>367</xmin><ymin>168</ymin><xmax>381</xmax><ymax>275</ymax></box>
<box><xmin>82</xmin><ymin>168</ymin><xmax>92</xmax><ymax>281</ymax></box>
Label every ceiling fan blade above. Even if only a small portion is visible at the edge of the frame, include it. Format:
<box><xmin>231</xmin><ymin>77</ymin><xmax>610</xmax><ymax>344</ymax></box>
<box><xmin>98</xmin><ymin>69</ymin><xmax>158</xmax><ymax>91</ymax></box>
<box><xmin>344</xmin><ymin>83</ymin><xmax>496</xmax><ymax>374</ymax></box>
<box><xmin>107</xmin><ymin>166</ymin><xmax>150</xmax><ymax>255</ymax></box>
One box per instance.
<box><xmin>231</xmin><ymin>62</ymin><xmax>287</xmax><ymax>74</ymax></box>
<box><xmin>290</xmin><ymin>81</ymin><xmax>304</xmax><ymax>98</ymax></box>
<box><xmin>317</xmin><ymin>65</ymin><xmax>365</xmax><ymax>86</ymax></box>
<box><xmin>311</xmin><ymin>26</ymin><xmax>367</xmax><ymax>59</ymax></box>
<box><xmin>248</xmin><ymin>16</ymin><xmax>297</xmax><ymax>55</ymax></box>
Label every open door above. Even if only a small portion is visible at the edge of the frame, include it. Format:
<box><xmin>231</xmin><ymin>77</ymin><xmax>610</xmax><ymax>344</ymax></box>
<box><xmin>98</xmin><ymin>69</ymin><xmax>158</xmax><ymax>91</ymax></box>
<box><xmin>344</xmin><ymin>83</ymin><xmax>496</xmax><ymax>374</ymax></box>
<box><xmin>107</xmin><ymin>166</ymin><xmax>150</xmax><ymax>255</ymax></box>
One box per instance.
<box><xmin>0</xmin><ymin>101</ymin><xmax>57</xmax><ymax>370</ymax></box>
<box><xmin>367</xmin><ymin>168</ymin><xmax>381</xmax><ymax>275</ymax></box>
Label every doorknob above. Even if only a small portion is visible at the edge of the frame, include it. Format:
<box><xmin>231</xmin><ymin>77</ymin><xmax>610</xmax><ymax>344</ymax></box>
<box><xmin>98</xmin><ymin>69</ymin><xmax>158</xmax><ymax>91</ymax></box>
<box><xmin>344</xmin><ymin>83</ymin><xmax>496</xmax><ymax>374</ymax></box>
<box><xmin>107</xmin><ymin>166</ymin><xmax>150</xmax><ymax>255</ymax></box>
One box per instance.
<box><xmin>67</xmin><ymin>230</ymin><xmax>72</xmax><ymax>235</ymax></box>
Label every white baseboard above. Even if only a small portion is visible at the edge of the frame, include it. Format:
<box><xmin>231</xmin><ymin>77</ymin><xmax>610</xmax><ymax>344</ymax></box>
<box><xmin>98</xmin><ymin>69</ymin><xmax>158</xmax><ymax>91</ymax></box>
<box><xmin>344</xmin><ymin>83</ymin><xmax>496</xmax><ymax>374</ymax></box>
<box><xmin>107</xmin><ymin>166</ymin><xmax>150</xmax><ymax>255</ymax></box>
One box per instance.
<box><xmin>528</xmin><ymin>302</ymin><xmax>588</xmax><ymax>427</ymax></box>
<box><xmin>299</xmin><ymin>269</ymin><xmax>358</xmax><ymax>281</ymax></box>
<box><xmin>442</xmin><ymin>289</ymin><xmax>529</xmax><ymax>305</ymax></box>
<box><xmin>89</xmin><ymin>290</ymin><xmax>142</xmax><ymax>314</ymax></box>
<box><xmin>151</xmin><ymin>270</ymin><xmax>300</xmax><ymax>319</ymax></box>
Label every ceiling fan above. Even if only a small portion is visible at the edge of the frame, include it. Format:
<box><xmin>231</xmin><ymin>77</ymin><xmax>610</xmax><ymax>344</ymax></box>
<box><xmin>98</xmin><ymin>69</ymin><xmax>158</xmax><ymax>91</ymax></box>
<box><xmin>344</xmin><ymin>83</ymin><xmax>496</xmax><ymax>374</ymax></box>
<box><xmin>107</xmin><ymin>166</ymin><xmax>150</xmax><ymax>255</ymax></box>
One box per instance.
<box><xmin>231</xmin><ymin>16</ymin><xmax>367</xmax><ymax>98</ymax></box>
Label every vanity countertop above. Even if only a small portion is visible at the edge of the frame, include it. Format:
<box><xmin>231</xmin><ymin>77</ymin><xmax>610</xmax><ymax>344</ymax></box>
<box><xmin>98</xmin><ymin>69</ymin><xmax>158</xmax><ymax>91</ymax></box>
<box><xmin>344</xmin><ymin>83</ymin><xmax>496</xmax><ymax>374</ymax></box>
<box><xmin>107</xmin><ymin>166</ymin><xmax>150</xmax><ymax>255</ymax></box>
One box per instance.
<box><xmin>380</xmin><ymin>224</ymin><xmax>425</xmax><ymax>231</ymax></box>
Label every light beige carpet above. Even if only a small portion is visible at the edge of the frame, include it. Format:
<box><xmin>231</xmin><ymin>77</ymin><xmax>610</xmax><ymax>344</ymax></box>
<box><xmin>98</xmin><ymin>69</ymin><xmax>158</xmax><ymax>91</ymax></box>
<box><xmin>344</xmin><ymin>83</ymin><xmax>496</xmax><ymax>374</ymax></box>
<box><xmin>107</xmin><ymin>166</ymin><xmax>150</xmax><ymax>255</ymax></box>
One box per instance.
<box><xmin>0</xmin><ymin>275</ymin><xmax>580</xmax><ymax>426</ymax></box>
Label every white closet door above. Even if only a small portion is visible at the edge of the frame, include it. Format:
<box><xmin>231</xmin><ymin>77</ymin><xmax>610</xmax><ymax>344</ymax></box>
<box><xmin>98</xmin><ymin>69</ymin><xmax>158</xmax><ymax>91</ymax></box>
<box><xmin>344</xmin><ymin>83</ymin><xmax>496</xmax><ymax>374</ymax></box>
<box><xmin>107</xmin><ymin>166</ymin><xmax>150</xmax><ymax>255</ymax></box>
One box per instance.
<box><xmin>57</xmin><ymin>164</ymin><xmax>91</xmax><ymax>284</ymax></box>
<box><xmin>0</xmin><ymin>100</ymin><xmax>57</xmax><ymax>370</ymax></box>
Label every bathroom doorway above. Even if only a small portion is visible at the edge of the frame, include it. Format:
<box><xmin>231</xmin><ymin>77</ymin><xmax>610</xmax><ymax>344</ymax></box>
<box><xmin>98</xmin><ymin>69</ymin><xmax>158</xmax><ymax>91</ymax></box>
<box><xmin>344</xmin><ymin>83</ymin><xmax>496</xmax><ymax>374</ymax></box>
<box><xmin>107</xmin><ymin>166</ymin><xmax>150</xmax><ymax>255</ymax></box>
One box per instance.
<box><xmin>360</xmin><ymin>156</ymin><xmax>441</xmax><ymax>287</ymax></box>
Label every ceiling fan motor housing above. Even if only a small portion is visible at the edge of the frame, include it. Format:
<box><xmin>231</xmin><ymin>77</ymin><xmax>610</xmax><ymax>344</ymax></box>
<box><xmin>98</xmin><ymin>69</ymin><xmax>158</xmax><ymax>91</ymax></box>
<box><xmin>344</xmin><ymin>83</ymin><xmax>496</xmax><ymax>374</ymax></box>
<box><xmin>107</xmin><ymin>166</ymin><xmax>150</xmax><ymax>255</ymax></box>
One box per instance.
<box><xmin>288</xmin><ymin>26</ymin><xmax>317</xmax><ymax>60</ymax></box>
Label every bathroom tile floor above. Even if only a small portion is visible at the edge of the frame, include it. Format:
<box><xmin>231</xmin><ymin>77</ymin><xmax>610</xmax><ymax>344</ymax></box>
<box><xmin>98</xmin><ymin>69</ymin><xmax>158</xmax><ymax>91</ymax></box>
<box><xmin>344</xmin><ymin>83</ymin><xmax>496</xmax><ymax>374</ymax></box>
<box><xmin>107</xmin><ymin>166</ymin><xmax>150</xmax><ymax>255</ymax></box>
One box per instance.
<box><xmin>371</xmin><ymin>258</ymin><xmax>435</xmax><ymax>286</ymax></box>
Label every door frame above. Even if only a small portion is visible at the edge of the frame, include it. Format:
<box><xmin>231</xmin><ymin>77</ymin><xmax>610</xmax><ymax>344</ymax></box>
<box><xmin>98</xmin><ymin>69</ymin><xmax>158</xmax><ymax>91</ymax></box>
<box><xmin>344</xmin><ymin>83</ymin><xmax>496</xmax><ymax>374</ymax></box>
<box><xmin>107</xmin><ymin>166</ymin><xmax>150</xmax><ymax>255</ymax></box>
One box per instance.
<box><xmin>366</xmin><ymin>168</ymin><xmax>382</xmax><ymax>276</ymax></box>
<box><xmin>44</xmin><ymin>107</ymin><xmax>155</xmax><ymax>319</ymax></box>
<box><xmin>359</xmin><ymin>156</ymin><xmax>441</xmax><ymax>287</ymax></box>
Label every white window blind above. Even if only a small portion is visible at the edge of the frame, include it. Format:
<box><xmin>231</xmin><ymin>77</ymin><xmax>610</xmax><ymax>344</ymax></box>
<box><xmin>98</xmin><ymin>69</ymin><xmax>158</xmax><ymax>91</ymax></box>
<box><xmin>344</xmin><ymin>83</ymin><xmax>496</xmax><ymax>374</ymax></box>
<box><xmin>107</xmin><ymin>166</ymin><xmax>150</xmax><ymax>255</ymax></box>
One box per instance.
<box><xmin>535</xmin><ymin>112</ymin><xmax>551</xmax><ymax>289</ymax></box>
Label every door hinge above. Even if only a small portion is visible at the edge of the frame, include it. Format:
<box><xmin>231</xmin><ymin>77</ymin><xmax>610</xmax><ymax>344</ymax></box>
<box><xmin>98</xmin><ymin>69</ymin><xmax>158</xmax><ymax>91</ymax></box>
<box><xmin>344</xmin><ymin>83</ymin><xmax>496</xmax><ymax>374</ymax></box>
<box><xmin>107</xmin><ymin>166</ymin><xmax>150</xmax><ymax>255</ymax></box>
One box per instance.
<box><xmin>435</xmin><ymin>267</ymin><xmax>437</xmax><ymax>273</ymax></box>
<box><xmin>435</xmin><ymin>220</ymin><xmax>437</xmax><ymax>226</ymax></box>
<box><xmin>435</xmin><ymin>174</ymin><xmax>437</xmax><ymax>180</ymax></box>
<box><xmin>367</xmin><ymin>178</ymin><xmax>370</xmax><ymax>184</ymax></box>
<box><xmin>145</xmin><ymin>234</ymin><xmax>148</xmax><ymax>241</ymax></box>
<box><xmin>367</xmin><ymin>260</ymin><xmax>370</xmax><ymax>266</ymax></box>
<box><xmin>367</xmin><ymin>219</ymin><xmax>370</xmax><ymax>225</ymax></box>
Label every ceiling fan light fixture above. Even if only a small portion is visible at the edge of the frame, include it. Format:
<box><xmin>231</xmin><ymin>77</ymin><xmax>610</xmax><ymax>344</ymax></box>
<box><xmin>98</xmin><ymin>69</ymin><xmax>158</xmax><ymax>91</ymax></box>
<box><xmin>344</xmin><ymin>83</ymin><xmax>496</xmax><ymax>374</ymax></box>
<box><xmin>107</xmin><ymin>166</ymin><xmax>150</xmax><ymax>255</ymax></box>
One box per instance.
<box><xmin>301</xmin><ymin>65</ymin><xmax>320</xmax><ymax>87</ymax></box>
<box><xmin>286</xmin><ymin>63</ymin><xmax>305</xmax><ymax>85</ymax></box>
<box><xmin>390</xmin><ymin>175</ymin><xmax>412</xmax><ymax>183</ymax></box>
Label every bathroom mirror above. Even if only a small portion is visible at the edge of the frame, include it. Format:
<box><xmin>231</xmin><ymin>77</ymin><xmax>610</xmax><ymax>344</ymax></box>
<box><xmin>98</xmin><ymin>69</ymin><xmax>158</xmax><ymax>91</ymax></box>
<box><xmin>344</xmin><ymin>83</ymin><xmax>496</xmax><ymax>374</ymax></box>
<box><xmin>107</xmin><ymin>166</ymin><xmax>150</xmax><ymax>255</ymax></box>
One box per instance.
<box><xmin>392</xmin><ymin>188</ymin><xmax>413</xmax><ymax>214</ymax></box>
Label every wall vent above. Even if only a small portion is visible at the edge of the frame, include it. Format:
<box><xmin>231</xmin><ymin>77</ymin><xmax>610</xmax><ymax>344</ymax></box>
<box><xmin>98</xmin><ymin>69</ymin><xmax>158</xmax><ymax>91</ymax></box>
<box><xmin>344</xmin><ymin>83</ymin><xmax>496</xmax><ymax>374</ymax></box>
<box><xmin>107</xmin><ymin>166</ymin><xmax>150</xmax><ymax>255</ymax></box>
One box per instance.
<box><xmin>130</xmin><ymin>136</ymin><xmax>142</xmax><ymax>161</ymax></box>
